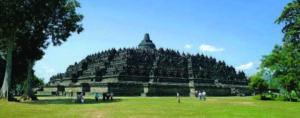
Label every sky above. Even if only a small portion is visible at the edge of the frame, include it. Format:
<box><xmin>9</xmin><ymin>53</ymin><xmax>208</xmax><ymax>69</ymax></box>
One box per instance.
<box><xmin>33</xmin><ymin>0</ymin><xmax>292</xmax><ymax>83</ymax></box>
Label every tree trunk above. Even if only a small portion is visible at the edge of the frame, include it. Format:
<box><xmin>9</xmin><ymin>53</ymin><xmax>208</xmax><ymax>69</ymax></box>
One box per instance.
<box><xmin>259</xmin><ymin>92</ymin><xmax>263</xmax><ymax>100</ymax></box>
<box><xmin>20</xmin><ymin>59</ymin><xmax>37</xmax><ymax>101</ymax></box>
<box><xmin>297</xmin><ymin>90</ymin><xmax>300</xmax><ymax>99</ymax></box>
<box><xmin>295</xmin><ymin>89</ymin><xmax>299</xmax><ymax>99</ymax></box>
<box><xmin>0</xmin><ymin>35</ymin><xmax>14</xmax><ymax>101</ymax></box>
<box><xmin>289</xmin><ymin>92</ymin><xmax>292</xmax><ymax>102</ymax></box>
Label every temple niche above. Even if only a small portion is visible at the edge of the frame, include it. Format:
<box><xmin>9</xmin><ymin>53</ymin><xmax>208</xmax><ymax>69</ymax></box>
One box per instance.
<box><xmin>42</xmin><ymin>33</ymin><xmax>250</xmax><ymax>97</ymax></box>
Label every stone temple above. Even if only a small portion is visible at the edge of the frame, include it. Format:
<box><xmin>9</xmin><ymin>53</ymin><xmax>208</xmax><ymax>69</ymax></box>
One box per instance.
<box><xmin>41</xmin><ymin>33</ymin><xmax>250</xmax><ymax>96</ymax></box>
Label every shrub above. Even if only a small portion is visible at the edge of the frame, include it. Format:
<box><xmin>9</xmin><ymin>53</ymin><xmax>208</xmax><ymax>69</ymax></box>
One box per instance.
<box><xmin>274</xmin><ymin>93</ymin><xmax>286</xmax><ymax>101</ymax></box>
<box><xmin>291</xmin><ymin>91</ymin><xmax>297</xmax><ymax>99</ymax></box>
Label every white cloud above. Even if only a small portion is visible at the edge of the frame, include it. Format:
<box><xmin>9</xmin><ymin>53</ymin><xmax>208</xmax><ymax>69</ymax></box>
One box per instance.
<box><xmin>199</xmin><ymin>44</ymin><xmax>224</xmax><ymax>52</ymax></box>
<box><xmin>236</xmin><ymin>62</ymin><xmax>254</xmax><ymax>70</ymax></box>
<box><xmin>184</xmin><ymin>44</ymin><xmax>192</xmax><ymax>49</ymax></box>
<box><xmin>42</xmin><ymin>65</ymin><xmax>57</xmax><ymax>76</ymax></box>
<box><xmin>34</xmin><ymin>63</ymin><xmax>57</xmax><ymax>83</ymax></box>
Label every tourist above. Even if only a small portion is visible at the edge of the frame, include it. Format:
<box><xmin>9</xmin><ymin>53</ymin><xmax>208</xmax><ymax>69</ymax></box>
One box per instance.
<box><xmin>80</xmin><ymin>93</ymin><xmax>84</xmax><ymax>103</ymax></box>
<box><xmin>110</xmin><ymin>92</ymin><xmax>114</xmax><ymax>101</ymax></box>
<box><xmin>195</xmin><ymin>91</ymin><xmax>198</xmax><ymax>98</ymax></box>
<box><xmin>95</xmin><ymin>92</ymin><xmax>100</xmax><ymax>102</ymax></box>
<box><xmin>198</xmin><ymin>91</ymin><xmax>202</xmax><ymax>100</ymax></box>
<box><xmin>106</xmin><ymin>93</ymin><xmax>110</xmax><ymax>101</ymax></box>
<box><xmin>177</xmin><ymin>92</ymin><xmax>180</xmax><ymax>103</ymax></box>
<box><xmin>202</xmin><ymin>90</ymin><xmax>206</xmax><ymax>101</ymax></box>
<box><xmin>77</xmin><ymin>94</ymin><xmax>81</xmax><ymax>103</ymax></box>
<box><xmin>103</xmin><ymin>92</ymin><xmax>106</xmax><ymax>101</ymax></box>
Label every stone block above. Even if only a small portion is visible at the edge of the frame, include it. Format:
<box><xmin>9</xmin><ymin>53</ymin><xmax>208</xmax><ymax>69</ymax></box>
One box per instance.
<box><xmin>65</xmin><ymin>87</ymin><xmax>82</xmax><ymax>92</ymax></box>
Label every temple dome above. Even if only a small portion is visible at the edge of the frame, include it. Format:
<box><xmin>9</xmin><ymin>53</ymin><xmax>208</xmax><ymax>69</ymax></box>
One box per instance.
<box><xmin>138</xmin><ymin>33</ymin><xmax>156</xmax><ymax>49</ymax></box>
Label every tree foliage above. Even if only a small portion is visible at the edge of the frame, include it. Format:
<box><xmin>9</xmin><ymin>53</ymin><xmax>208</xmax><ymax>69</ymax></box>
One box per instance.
<box><xmin>0</xmin><ymin>0</ymin><xmax>83</xmax><ymax>101</ymax></box>
<box><xmin>260</xmin><ymin>44</ymin><xmax>300</xmax><ymax>101</ymax></box>
<box><xmin>248</xmin><ymin>73</ymin><xmax>268</xmax><ymax>99</ymax></box>
<box><xmin>259</xmin><ymin>0</ymin><xmax>300</xmax><ymax>101</ymax></box>
<box><xmin>23</xmin><ymin>75</ymin><xmax>44</xmax><ymax>89</ymax></box>
<box><xmin>275</xmin><ymin>0</ymin><xmax>300</xmax><ymax>45</ymax></box>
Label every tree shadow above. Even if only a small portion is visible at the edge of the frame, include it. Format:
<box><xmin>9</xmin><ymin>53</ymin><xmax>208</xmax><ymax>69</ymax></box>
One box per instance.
<box><xmin>18</xmin><ymin>97</ymin><xmax>123</xmax><ymax>105</ymax></box>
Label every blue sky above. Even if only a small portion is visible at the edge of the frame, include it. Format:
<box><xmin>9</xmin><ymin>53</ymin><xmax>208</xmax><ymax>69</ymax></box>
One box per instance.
<box><xmin>34</xmin><ymin>0</ymin><xmax>291</xmax><ymax>83</ymax></box>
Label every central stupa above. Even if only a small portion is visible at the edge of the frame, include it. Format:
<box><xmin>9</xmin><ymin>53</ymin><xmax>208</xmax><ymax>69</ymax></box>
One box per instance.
<box><xmin>138</xmin><ymin>33</ymin><xmax>156</xmax><ymax>49</ymax></box>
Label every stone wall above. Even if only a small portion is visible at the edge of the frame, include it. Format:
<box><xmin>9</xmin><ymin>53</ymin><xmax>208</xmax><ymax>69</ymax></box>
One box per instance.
<box><xmin>65</xmin><ymin>87</ymin><xmax>82</xmax><ymax>93</ymax></box>
<box><xmin>91</xmin><ymin>86</ymin><xmax>108</xmax><ymax>93</ymax></box>
<box><xmin>43</xmin><ymin>87</ymin><xmax>57</xmax><ymax>92</ymax></box>
<box><xmin>194</xmin><ymin>86</ymin><xmax>251</xmax><ymax>96</ymax></box>
<box><xmin>60</xmin><ymin>80</ymin><xmax>72</xmax><ymax>86</ymax></box>
<box><xmin>77</xmin><ymin>78</ymin><xmax>94</xmax><ymax>84</ymax></box>
<box><xmin>195</xmin><ymin>86</ymin><xmax>232</xmax><ymax>96</ymax></box>
<box><xmin>41</xmin><ymin>82</ymin><xmax>250</xmax><ymax>97</ymax></box>
<box><xmin>36</xmin><ymin>91</ymin><xmax>52</xmax><ymax>95</ymax></box>
<box><xmin>108</xmin><ymin>83</ymin><xmax>144</xmax><ymax>96</ymax></box>
<box><xmin>147</xmin><ymin>84</ymin><xmax>190</xmax><ymax>96</ymax></box>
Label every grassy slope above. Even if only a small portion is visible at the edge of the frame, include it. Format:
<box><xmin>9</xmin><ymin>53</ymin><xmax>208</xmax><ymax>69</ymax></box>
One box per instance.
<box><xmin>0</xmin><ymin>96</ymin><xmax>299</xmax><ymax>118</ymax></box>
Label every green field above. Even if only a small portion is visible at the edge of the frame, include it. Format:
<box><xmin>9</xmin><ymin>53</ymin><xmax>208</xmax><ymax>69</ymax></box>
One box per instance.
<box><xmin>0</xmin><ymin>96</ymin><xmax>299</xmax><ymax>118</ymax></box>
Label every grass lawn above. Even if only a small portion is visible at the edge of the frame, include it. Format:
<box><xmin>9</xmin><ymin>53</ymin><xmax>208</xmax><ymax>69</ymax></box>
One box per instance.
<box><xmin>0</xmin><ymin>96</ymin><xmax>299</xmax><ymax>118</ymax></box>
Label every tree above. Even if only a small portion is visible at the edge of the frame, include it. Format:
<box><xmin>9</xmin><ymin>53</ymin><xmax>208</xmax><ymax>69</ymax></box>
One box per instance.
<box><xmin>23</xmin><ymin>75</ymin><xmax>44</xmax><ymax>90</ymax></box>
<box><xmin>22</xmin><ymin>0</ymin><xmax>83</xmax><ymax>100</ymax></box>
<box><xmin>275</xmin><ymin>0</ymin><xmax>300</xmax><ymax>46</ymax></box>
<box><xmin>0</xmin><ymin>53</ymin><xmax>5</xmax><ymax>86</ymax></box>
<box><xmin>298</xmin><ymin>83</ymin><xmax>300</xmax><ymax>98</ymax></box>
<box><xmin>259</xmin><ymin>0</ymin><xmax>300</xmax><ymax>101</ymax></box>
<box><xmin>0</xmin><ymin>49</ymin><xmax>30</xmax><ymax>92</ymax></box>
<box><xmin>0</xmin><ymin>0</ymin><xmax>24</xmax><ymax>100</ymax></box>
<box><xmin>278</xmin><ymin>73</ymin><xmax>298</xmax><ymax>101</ymax></box>
<box><xmin>31</xmin><ymin>76</ymin><xmax>44</xmax><ymax>88</ymax></box>
<box><xmin>0</xmin><ymin>0</ymin><xmax>83</xmax><ymax>101</ymax></box>
<box><xmin>248</xmin><ymin>73</ymin><xmax>268</xmax><ymax>99</ymax></box>
<box><xmin>268</xmin><ymin>74</ymin><xmax>280</xmax><ymax>90</ymax></box>
<box><xmin>237</xmin><ymin>71</ymin><xmax>247</xmax><ymax>81</ymax></box>
<box><xmin>260</xmin><ymin>43</ymin><xmax>300</xmax><ymax>101</ymax></box>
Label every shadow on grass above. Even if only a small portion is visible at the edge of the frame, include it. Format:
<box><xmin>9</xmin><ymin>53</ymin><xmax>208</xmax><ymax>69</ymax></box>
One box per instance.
<box><xmin>18</xmin><ymin>97</ymin><xmax>123</xmax><ymax>105</ymax></box>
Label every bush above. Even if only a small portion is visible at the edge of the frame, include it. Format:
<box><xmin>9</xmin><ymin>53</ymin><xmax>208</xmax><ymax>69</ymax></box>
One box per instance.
<box><xmin>274</xmin><ymin>93</ymin><xmax>286</xmax><ymax>101</ymax></box>
<box><xmin>291</xmin><ymin>91</ymin><xmax>298</xmax><ymax>99</ymax></box>
<box><xmin>260</xmin><ymin>95</ymin><xmax>272</xmax><ymax>100</ymax></box>
<box><xmin>254</xmin><ymin>93</ymin><xmax>299</xmax><ymax>102</ymax></box>
<box><xmin>253</xmin><ymin>93</ymin><xmax>276</xmax><ymax>101</ymax></box>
